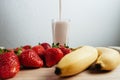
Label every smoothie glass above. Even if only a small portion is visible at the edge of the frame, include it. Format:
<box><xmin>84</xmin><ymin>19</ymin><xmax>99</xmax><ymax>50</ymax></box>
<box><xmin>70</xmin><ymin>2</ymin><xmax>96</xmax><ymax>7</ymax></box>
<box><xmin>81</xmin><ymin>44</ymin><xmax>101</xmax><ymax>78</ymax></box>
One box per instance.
<box><xmin>52</xmin><ymin>19</ymin><xmax>70</xmax><ymax>45</ymax></box>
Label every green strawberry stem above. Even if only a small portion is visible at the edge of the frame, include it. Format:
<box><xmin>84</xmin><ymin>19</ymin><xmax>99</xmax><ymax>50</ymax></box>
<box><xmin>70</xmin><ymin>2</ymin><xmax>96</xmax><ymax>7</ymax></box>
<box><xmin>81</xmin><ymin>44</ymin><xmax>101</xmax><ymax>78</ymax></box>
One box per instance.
<box><xmin>14</xmin><ymin>48</ymin><xmax>23</xmax><ymax>56</ymax></box>
<box><xmin>52</xmin><ymin>43</ymin><xmax>59</xmax><ymax>48</ymax></box>
<box><xmin>52</xmin><ymin>43</ymin><xmax>69</xmax><ymax>48</ymax></box>
<box><xmin>0</xmin><ymin>48</ymin><xmax>11</xmax><ymax>54</ymax></box>
<box><xmin>3</xmin><ymin>49</ymin><xmax>10</xmax><ymax>52</ymax></box>
<box><xmin>64</xmin><ymin>43</ymin><xmax>69</xmax><ymax>48</ymax></box>
<box><xmin>38</xmin><ymin>43</ymin><xmax>41</xmax><ymax>45</ymax></box>
<box><xmin>0</xmin><ymin>48</ymin><xmax>3</xmax><ymax>54</ymax></box>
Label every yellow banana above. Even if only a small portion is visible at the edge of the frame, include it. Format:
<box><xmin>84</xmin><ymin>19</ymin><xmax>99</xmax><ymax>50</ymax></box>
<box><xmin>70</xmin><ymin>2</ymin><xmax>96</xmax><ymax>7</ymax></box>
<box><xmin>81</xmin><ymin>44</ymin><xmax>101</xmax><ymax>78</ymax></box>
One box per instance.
<box><xmin>70</xmin><ymin>46</ymin><xmax>83</xmax><ymax>51</ymax></box>
<box><xmin>55</xmin><ymin>46</ymin><xmax>98</xmax><ymax>77</ymax></box>
<box><xmin>95</xmin><ymin>47</ymin><xmax>120</xmax><ymax>71</ymax></box>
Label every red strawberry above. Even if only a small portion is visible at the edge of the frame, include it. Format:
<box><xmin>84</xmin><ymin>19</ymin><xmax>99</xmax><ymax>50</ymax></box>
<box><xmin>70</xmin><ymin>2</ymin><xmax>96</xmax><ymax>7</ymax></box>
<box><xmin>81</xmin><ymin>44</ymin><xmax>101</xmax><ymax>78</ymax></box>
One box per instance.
<box><xmin>44</xmin><ymin>48</ymin><xmax>64</xmax><ymax>67</ymax></box>
<box><xmin>52</xmin><ymin>43</ymin><xmax>71</xmax><ymax>55</ymax></box>
<box><xmin>22</xmin><ymin>45</ymin><xmax>31</xmax><ymax>50</ymax></box>
<box><xmin>41</xmin><ymin>42</ymin><xmax>51</xmax><ymax>50</ymax></box>
<box><xmin>32</xmin><ymin>45</ymin><xmax>45</xmax><ymax>57</ymax></box>
<box><xmin>59</xmin><ymin>47</ymin><xmax>71</xmax><ymax>55</ymax></box>
<box><xmin>19</xmin><ymin>49</ymin><xmax>43</xmax><ymax>68</ymax></box>
<box><xmin>0</xmin><ymin>50</ymin><xmax>20</xmax><ymax>79</ymax></box>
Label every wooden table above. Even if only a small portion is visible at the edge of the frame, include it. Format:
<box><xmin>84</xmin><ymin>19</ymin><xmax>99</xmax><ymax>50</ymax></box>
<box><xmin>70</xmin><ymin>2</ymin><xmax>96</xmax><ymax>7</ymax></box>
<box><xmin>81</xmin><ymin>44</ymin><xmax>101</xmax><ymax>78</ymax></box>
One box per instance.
<box><xmin>6</xmin><ymin>65</ymin><xmax>120</xmax><ymax>80</ymax></box>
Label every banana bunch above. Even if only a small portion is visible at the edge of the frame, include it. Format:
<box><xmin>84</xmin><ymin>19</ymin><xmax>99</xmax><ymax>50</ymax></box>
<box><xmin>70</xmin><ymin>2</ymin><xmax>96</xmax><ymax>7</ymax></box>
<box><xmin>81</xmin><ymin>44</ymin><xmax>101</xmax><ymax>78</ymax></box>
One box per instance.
<box><xmin>55</xmin><ymin>46</ymin><xmax>120</xmax><ymax>77</ymax></box>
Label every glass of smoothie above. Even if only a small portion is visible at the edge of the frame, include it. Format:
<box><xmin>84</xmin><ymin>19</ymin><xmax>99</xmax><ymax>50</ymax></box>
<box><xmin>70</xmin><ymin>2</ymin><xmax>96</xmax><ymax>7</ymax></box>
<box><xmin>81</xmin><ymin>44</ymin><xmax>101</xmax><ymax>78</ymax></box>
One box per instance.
<box><xmin>52</xmin><ymin>19</ymin><xmax>70</xmax><ymax>45</ymax></box>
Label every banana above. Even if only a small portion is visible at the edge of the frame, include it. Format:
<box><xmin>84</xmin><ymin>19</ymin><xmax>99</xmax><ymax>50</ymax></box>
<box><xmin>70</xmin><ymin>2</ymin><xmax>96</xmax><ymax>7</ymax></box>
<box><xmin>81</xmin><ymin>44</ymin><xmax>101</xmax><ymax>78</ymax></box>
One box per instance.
<box><xmin>55</xmin><ymin>46</ymin><xmax>98</xmax><ymax>77</ymax></box>
<box><xmin>95</xmin><ymin>47</ymin><xmax>120</xmax><ymax>71</ymax></box>
<box><xmin>70</xmin><ymin>46</ymin><xmax>83</xmax><ymax>51</ymax></box>
<box><xmin>108</xmin><ymin>46</ymin><xmax>120</xmax><ymax>53</ymax></box>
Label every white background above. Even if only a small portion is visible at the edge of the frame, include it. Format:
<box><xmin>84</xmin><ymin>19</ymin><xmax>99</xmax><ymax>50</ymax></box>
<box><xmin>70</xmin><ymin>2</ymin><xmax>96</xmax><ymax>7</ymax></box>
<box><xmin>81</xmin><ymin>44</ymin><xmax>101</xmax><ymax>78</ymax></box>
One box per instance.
<box><xmin>0</xmin><ymin>0</ymin><xmax>120</xmax><ymax>48</ymax></box>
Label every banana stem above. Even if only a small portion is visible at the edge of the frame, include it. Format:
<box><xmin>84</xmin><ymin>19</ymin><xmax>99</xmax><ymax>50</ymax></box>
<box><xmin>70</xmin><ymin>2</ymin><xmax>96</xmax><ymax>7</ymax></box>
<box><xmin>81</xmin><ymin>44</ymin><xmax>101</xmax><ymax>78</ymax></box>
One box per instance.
<box><xmin>55</xmin><ymin>67</ymin><xmax>61</xmax><ymax>75</ymax></box>
<box><xmin>95</xmin><ymin>63</ymin><xmax>102</xmax><ymax>70</ymax></box>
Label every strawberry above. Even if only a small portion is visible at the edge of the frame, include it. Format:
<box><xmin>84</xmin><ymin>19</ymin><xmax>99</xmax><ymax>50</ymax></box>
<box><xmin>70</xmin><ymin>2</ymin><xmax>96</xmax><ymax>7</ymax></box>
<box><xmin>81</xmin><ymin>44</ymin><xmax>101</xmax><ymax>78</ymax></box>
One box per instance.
<box><xmin>19</xmin><ymin>49</ymin><xmax>43</xmax><ymax>68</ymax></box>
<box><xmin>52</xmin><ymin>43</ymin><xmax>71</xmax><ymax>55</ymax></box>
<box><xmin>0</xmin><ymin>49</ymin><xmax>20</xmax><ymax>79</ymax></box>
<box><xmin>59</xmin><ymin>46</ymin><xmax>71</xmax><ymax>55</ymax></box>
<box><xmin>44</xmin><ymin>48</ymin><xmax>64</xmax><ymax>67</ymax></box>
<box><xmin>22</xmin><ymin>45</ymin><xmax>31</xmax><ymax>50</ymax></box>
<box><xmin>41</xmin><ymin>42</ymin><xmax>51</xmax><ymax>50</ymax></box>
<box><xmin>32</xmin><ymin>45</ymin><xmax>45</xmax><ymax>57</ymax></box>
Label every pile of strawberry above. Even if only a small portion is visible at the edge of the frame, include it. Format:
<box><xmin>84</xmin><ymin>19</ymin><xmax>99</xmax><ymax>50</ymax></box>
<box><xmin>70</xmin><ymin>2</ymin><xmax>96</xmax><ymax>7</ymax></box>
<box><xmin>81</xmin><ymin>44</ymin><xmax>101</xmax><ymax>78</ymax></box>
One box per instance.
<box><xmin>0</xmin><ymin>42</ymin><xmax>71</xmax><ymax>79</ymax></box>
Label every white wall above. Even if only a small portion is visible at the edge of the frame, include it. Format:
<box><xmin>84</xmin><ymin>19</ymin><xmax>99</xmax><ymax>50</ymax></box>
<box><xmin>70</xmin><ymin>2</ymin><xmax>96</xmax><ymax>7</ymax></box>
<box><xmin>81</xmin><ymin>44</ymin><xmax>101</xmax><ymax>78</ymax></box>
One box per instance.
<box><xmin>0</xmin><ymin>0</ymin><xmax>120</xmax><ymax>48</ymax></box>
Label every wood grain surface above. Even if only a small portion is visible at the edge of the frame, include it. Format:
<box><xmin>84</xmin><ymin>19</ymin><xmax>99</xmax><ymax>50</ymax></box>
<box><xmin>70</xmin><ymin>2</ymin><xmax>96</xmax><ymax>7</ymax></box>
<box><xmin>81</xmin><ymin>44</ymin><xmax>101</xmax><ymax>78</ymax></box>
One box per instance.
<box><xmin>6</xmin><ymin>65</ymin><xmax>120</xmax><ymax>80</ymax></box>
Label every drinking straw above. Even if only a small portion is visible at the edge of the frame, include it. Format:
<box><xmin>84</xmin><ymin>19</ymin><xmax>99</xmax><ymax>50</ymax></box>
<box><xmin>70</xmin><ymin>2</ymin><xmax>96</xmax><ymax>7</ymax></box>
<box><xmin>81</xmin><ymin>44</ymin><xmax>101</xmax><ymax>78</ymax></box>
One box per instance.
<box><xmin>59</xmin><ymin>0</ymin><xmax>61</xmax><ymax>20</ymax></box>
